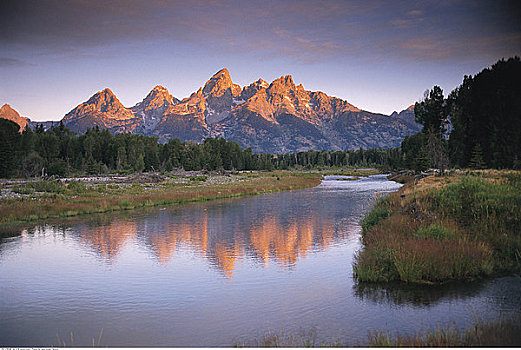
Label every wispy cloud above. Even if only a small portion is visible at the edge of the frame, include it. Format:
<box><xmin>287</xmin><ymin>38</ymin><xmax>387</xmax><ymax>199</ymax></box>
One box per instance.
<box><xmin>0</xmin><ymin>57</ymin><xmax>30</xmax><ymax>67</ymax></box>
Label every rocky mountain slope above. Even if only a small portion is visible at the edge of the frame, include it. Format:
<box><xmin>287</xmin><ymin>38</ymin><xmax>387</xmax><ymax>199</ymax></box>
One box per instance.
<box><xmin>62</xmin><ymin>88</ymin><xmax>141</xmax><ymax>134</ymax></box>
<box><xmin>0</xmin><ymin>104</ymin><xmax>29</xmax><ymax>132</ymax></box>
<box><xmin>390</xmin><ymin>105</ymin><xmax>419</xmax><ymax>128</ymax></box>
<box><xmin>4</xmin><ymin>69</ymin><xmax>422</xmax><ymax>153</ymax></box>
<box><xmin>131</xmin><ymin>85</ymin><xmax>180</xmax><ymax>133</ymax></box>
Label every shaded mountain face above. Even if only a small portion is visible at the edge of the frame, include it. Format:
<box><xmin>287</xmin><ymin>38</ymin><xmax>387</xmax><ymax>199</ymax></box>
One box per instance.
<box><xmin>390</xmin><ymin>105</ymin><xmax>420</xmax><ymax>129</ymax></box>
<box><xmin>58</xmin><ymin>69</ymin><xmax>421</xmax><ymax>152</ymax></box>
<box><xmin>0</xmin><ymin>104</ymin><xmax>28</xmax><ymax>132</ymax></box>
<box><xmin>62</xmin><ymin>88</ymin><xmax>140</xmax><ymax>134</ymax></box>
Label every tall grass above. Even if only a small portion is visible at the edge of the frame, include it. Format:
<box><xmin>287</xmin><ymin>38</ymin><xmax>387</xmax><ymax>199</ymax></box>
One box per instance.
<box><xmin>354</xmin><ymin>171</ymin><xmax>521</xmax><ymax>283</ymax></box>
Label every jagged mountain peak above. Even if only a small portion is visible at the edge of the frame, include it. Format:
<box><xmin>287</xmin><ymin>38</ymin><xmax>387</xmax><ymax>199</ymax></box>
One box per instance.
<box><xmin>213</xmin><ymin>68</ymin><xmax>231</xmax><ymax>78</ymax></box>
<box><xmin>256</xmin><ymin>78</ymin><xmax>269</xmax><ymax>87</ymax></box>
<box><xmin>1</xmin><ymin>104</ymin><xmax>17</xmax><ymax>116</ymax></box>
<box><xmin>68</xmin><ymin>88</ymin><xmax>128</xmax><ymax>114</ymax></box>
<box><xmin>130</xmin><ymin>85</ymin><xmax>180</xmax><ymax>133</ymax></box>
<box><xmin>152</xmin><ymin>85</ymin><xmax>168</xmax><ymax>92</ymax></box>
<box><xmin>85</xmin><ymin>88</ymin><xmax>120</xmax><ymax>107</ymax></box>
<box><xmin>134</xmin><ymin>85</ymin><xmax>178</xmax><ymax>111</ymax></box>
<box><xmin>203</xmin><ymin>68</ymin><xmax>241</xmax><ymax>98</ymax></box>
<box><xmin>241</xmin><ymin>78</ymin><xmax>270</xmax><ymax>101</ymax></box>
<box><xmin>390</xmin><ymin>104</ymin><xmax>420</xmax><ymax>128</ymax></box>
<box><xmin>269</xmin><ymin>75</ymin><xmax>295</xmax><ymax>90</ymax></box>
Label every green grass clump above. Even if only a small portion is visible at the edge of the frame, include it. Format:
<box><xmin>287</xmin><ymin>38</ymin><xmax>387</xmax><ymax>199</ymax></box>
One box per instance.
<box><xmin>189</xmin><ymin>175</ymin><xmax>208</xmax><ymax>182</ymax></box>
<box><xmin>361</xmin><ymin>198</ymin><xmax>392</xmax><ymax>234</ymax></box>
<box><xmin>431</xmin><ymin>175</ymin><xmax>521</xmax><ymax>272</ymax></box>
<box><xmin>415</xmin><ymin>224</ymin><xmax>456</xmax><ymax>240</ymax></box>
<box><xmin>12</xmin><ymin>180</ymin><xmax>65</xmax><ymax>194</ymax></box>
<box><xmin>12</xmin><ymin>184</ymin><xmax>35</xmax><ymax>194</ymax></box>
<box><xmin>67</xmin><ymin>180</ymin><xmax>87</xmax><ymax>193</ymax></box>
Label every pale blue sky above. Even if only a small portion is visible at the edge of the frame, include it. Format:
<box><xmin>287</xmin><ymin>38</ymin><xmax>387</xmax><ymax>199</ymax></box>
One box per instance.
<box><xmin>1</xmin><ymin>0</ymin><xmax>520</xmax><ymax>121</ymax></box>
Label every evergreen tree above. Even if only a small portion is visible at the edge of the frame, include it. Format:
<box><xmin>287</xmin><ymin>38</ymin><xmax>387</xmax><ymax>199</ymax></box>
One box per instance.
<box><xmin>469</xmin><ymin>144</ymin><xmax>486</xmax><ymax>169</ymax></box>
<box><xmin>448</xmin><ymin>57</ymin><xmax>521</xmax><ymax>168</ymax></box>
<box><xmin>0</xmin><ymin>119</ymin><xmax>21</xmax><ymax>178</ymax></box>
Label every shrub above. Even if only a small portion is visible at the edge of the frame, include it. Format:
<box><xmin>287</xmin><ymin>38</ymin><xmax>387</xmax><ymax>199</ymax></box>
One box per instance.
<box><xmin>67</xmin><ymin>180</ymin><xmax>87</xmax><ymax>193</ymax></box>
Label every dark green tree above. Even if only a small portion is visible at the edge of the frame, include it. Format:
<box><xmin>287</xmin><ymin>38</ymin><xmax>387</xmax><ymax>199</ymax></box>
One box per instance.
<box><xmin>469</xmin><ymin>144</ymin><xmax>486</xmax><ymax>169</ymax></box>
<box><xmin>0</xmin><ymin>119</ymin><xmax>21</xmax><ymax>178</ymax></box>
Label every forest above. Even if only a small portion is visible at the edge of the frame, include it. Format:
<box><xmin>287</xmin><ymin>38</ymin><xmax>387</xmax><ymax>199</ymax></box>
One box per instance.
<box><xmin>0</xmin><ymin>57</ymin><xmax>519</xmax><ymax>179</ymax></box>
<box><xmin>402</xmin><ymin>57</ymin><xmax>520</xmax><ymax>171</ymax></box>
<box><xmin>0</xmin><ymin>120</ymin><xmax>401</xmax><ymax>178</ymax></box>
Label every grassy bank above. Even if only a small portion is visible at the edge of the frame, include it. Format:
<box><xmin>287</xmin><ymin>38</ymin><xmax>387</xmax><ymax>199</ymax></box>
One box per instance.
<box><xmin>354</xmin><ymin>170</ymin><xmax>521</xmax><ymax>284</ymax></box>
<box><xmin>235</xmin><ymin>316</ymin><xmax>521</xmax><ymax>347</ymax></box>
<box><xmin>0</xmin><ymin>171</ymin><xmax>322</xmax><ymax>226</ymax></box>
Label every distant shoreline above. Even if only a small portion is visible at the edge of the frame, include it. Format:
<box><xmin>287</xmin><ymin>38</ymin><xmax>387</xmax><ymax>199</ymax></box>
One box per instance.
<box><xmin>0</xmin><ymin>169</ymin><xmax>379</xmax><ymax>230</ymax></box>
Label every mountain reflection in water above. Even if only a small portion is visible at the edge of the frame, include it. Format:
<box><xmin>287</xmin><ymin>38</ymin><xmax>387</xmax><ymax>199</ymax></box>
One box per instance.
<box><xmin>36</xmin><ymin>192</ymin><xmax>357</xmax><ymax>277</ymax></box>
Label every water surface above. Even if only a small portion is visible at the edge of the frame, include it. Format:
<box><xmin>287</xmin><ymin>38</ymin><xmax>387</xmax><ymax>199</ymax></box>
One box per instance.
<box><xmin>1</xmin><ymin>175</ymin><xmax>520</xmax><ymax>346</ymax></box>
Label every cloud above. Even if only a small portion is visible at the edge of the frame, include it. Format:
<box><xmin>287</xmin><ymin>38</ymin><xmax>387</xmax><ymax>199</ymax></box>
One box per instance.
<box><xmin>0</xmin><ymin>0</ymin><xmax>519</xmax><ymax>65</ymax></box>
<box><xmin>0</xmin><ymin>57</ymin><xmax>30</xmax><ymax>67</ymax></box>
<box><xmin>407</xmin><ymin>9</ymin><xmax>423</xmax><ymax>16</ymax></box>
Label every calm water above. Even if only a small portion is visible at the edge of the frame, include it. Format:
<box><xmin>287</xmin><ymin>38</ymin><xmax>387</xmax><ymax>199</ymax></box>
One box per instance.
<box><xmin>1</xmin><ymin>175</ymin><xmax>520</xmax><ymax>346</ymax></box>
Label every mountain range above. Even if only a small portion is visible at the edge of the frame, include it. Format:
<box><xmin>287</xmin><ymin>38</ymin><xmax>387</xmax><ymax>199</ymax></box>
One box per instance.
<box><xmin>1</xmin><ymin>69</ymin><xmax>420</xmax><ymax>153</ymax></box>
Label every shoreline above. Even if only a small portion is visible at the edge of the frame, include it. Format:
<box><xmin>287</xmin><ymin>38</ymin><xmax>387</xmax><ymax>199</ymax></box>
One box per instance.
<box><xmin>0</xmin><ymin>169</ymin><xmax>380</xmax><ymax>229</ymax></box>
<box><xmin>0</xmin><ymin>170</ymin><xmax>322</xmax><ymax>229</ymax></box>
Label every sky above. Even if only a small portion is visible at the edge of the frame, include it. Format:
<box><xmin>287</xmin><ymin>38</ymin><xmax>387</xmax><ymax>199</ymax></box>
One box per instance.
<box><xmin>1</xmin><ymin>0</ymin><xmax>520</xmax><ymax>121</ymax></box>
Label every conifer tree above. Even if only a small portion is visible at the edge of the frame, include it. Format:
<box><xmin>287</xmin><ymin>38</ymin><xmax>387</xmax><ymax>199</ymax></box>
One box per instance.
<box><xmin>469</xmin><ymin>144</ymin><xmax>486</xmax><ymax>169</ymax></box>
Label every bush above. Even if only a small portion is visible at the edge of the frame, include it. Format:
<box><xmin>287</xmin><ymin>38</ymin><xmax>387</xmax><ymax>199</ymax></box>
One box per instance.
<box><xmin>31</xmin><ymin>180</ymin><xmax>65</xmax><ymax>193</ymax></box>
<box><xmin>67</xmin><ymin>180</ymin><xmax>87</xmax><ymax>193</ymax></box>
<box><xmin>189</xmin><ymin>175</ymin><xmax>208</xmax><ymax>182</ymax></box>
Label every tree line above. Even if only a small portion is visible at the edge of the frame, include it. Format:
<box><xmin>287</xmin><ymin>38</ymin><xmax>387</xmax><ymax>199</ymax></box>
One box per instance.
<box><xmin>0</xmin><ymin>120</ymin><xmax>402</xmax><ymax>178</ymax></box>
<box><xmin>401</xmin><ymin>56</ymin><xmax>520</xmax><ymax>171</ymax></box>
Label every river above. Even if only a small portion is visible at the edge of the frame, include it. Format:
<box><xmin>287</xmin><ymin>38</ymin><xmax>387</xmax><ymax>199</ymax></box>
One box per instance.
<box><xmin>1</xmin><ymin>175</ymin><xmax>520</xmax><ymax>346</ymax></box>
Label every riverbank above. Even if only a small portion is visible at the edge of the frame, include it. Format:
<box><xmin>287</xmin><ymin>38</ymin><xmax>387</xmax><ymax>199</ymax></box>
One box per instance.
<box><xmin>0</xmin><ymin>170</ymin><xmax>326</xmax><ymax>227</ymax></box>
<box><xmin>354</xmin><ymin>170</ymin><xmax>521</xmax><ymax>284</ymax></box>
